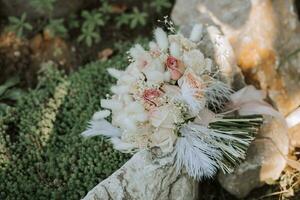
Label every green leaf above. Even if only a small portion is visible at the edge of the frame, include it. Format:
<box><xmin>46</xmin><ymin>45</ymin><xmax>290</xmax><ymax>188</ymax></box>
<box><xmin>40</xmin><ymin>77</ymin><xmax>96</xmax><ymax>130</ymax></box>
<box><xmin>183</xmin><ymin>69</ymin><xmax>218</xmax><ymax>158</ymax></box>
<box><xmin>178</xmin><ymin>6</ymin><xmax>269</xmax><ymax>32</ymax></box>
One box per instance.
<box><xmin>46</xmin><ymin>19</ymin><xmax>67</xmax><ymax>37</ymax></box>
<box><xmin>0</xmin><ymin>77</ymin><xmax>20</xmax><ymax>96</ymax></box>
<box><xmin>0</xmin><ymin>103</ymin><xmax>9</xmax><ymax>114</ymax></box>
<box><xmin>1</xmin><ymin>89</ymin><xmax>25</xmax><ymax>101</ymax></box>
<box><xmin>8</xmin><ymin>16</ymin><xmax>20</xmax><ymax>24</ymax></box>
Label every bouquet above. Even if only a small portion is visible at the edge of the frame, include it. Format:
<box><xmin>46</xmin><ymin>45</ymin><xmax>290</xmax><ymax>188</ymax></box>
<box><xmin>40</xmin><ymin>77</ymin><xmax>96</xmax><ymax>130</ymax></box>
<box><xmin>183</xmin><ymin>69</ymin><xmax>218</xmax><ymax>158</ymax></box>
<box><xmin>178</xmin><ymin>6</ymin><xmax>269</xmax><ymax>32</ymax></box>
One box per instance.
<box><xmin>81</xmin><ymin>23</ymin><xmax>275</xmax><ymax>180</ymax></box>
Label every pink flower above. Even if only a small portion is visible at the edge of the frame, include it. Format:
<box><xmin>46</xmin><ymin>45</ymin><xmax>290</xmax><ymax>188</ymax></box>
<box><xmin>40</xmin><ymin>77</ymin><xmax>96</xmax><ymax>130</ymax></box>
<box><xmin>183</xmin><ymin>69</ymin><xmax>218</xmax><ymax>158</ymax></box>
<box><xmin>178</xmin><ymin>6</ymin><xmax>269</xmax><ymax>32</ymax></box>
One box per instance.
<box><xmin>143</xmin><ymin>88</ymin><xmax>162</xmax><ymax>107</ymax></box>
<box><xmin>165</xmin><ymin>56</ymin><xmax>186</xmax><ymax>80</ymax></box>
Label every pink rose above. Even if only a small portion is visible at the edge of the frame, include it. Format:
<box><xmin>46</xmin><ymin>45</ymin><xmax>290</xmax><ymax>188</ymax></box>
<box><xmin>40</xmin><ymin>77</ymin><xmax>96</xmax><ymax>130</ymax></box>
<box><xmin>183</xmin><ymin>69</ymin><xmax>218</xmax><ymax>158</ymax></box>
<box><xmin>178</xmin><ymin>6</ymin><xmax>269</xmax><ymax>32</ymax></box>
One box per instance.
<box><xmin>143</xmin><ymin>88</ymin><xmax>162</xmax><ymax>107</ymax></box>
<box><xmin>165</xmin><ymin>56</ymin><xmax>186</xmax><ymax>80</ymax></box>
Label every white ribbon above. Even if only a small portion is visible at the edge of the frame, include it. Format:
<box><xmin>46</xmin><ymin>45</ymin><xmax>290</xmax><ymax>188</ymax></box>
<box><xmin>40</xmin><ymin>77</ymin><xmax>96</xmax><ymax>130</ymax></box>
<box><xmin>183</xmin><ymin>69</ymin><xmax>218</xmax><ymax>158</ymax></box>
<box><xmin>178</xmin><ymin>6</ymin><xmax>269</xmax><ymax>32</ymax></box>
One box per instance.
<box><xmin>230</xmin><ymin>85</ymin><xmax>285</xmax><ymax>122</ymax></box>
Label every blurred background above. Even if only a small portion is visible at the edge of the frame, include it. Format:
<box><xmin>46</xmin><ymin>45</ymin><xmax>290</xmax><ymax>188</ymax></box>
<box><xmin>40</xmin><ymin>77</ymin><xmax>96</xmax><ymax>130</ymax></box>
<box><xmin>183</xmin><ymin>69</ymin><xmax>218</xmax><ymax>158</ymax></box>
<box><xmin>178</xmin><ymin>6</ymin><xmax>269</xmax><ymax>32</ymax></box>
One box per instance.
<box><xmin>0</xmin><ymin>0</ymin><xmax>300</xmax><ymax>199</ymax></box>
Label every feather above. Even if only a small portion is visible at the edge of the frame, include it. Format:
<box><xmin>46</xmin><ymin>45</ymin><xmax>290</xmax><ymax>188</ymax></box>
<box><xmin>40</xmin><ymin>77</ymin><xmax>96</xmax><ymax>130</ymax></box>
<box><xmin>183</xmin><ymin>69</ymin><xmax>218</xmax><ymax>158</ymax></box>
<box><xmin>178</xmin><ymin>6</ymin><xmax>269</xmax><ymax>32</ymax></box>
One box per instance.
<box><xmin>180</xmin><ymin>80</ymin><xmax>206</xmax><ymax>115</ymax></box>
<box><xmin>175</xmin><ymin>123</ymin><xmax>222</xmax><ymax>180</ymax></box>
<box><xmin>107</xmin><ymin>68</ymin><xmax>123</xmax><ymax>79</ymax></box>
<box><xmin>92</xmin><ymin>110</ymin><xmax>110</xmax><ymax>121</ymax></box>
<box><xmin>154</xmin><ymin>28</ymin><xmax>169</xmax><ymax>51</ymax></box>
<box><xmin>170</xmin><ymin>42</ymin><xmax>182</xmax><ymax>58</ymax></box>
<box><xmin>205</xmin><ymin>80</ymin><xmax>232</xmax><ymax>110</ymax></box>
<box><xmin>189</xmin><ymin>24</ymin><xmax>203</xmax><ymax>42</ymax></box>
<box><xmin>110</xmin><ymin>137</ymin><xmax>136</xmax><ymax>152</ymax></box>
<box><xmin>81</xmin><ymin>119</ymin><xmax>121</xmax><ymax>138</ymax></box>
<box><xmin>101</xmin><ymin>99</ymin><xmax>123</xmax><ymax>110</ymax></box>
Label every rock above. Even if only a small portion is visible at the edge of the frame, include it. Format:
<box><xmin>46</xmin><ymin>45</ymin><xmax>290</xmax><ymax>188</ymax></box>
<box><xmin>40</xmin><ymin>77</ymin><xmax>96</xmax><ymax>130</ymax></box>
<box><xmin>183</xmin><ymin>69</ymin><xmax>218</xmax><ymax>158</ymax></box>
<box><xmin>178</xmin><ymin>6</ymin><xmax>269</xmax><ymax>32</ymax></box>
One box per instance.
<box><xmin>83</xmin><ymin>151</ymin><xmax>198</xmax><ymax>200</ymax></box>
<box><xmin>289</xmin><ymin>124</ymin><xmax>300</xmax><ymax>148</ymax></box>
<box><xmin>172</xmin><ymin>0</ymin><xmax>300</xmax><ymax>116</ymax></box>
<box><xmin>286</xmin><ymin>107</ymin><xmax>300</xmax><ymax>148</ymax></box>
<box><xmin>218</xmin><ymin>117</ymin><xmax>289</xmax><ymax>198</ymax></box>
<box><xmin>0</xmin><ymin>0</ymin><xmax>97</xmax><ymax>19</ymax></box>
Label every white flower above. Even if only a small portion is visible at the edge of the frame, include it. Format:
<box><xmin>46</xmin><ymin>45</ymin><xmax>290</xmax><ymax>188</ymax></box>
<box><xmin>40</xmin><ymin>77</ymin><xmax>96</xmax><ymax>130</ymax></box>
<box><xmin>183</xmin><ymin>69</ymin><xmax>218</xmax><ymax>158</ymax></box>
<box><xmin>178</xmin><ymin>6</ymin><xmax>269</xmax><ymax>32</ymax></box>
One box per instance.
<box><xmin>149</xmin><ymin>105</ymin><xmax>183</xmax><ymax>129</ymax></box>
<box><xmin>183</xmin><ymin>49</ymin><xmax>206</xmax><ymax>75</ymax></box>
<box><xmin>169</xmin><ymin>34</ymin><xmax>196</xmax><ymax>50</ymax></box>
<box><xmin>130</xmin><ymin>44</ymin><xmax>153</xmax><ymax>69</ymax></box>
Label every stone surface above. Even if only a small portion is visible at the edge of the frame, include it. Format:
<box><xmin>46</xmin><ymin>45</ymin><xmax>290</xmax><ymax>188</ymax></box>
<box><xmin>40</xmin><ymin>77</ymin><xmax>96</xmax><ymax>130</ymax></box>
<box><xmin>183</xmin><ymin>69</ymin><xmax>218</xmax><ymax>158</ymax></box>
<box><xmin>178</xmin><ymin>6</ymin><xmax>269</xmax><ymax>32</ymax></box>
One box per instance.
<box><xmin>83</xmin><ymin>151</ymin><xmax>198</xmax><ymax>200</ymax></box>
<box><xmin>289</xmin><ymin>124</ymin><xmax>300</xmax><ymax>148</ymax></box>
<box><xmin>172</xmin><ymin>0</ymin><xmax>300</xmax><ymax>116</ymax></box>
<box><xmin>218</xmin><ymin>117</ymin><xmax>289</xmax><ymax>198</ymax></box>
<box><xmin>0</xmin><ymin>0</ymin><xmax>97</xmax><ymax>19</ymax></box>
<box><xmin>287</xmin><ymin>107</ymin><xmax>300</xmax><ymax>148</ymax></box>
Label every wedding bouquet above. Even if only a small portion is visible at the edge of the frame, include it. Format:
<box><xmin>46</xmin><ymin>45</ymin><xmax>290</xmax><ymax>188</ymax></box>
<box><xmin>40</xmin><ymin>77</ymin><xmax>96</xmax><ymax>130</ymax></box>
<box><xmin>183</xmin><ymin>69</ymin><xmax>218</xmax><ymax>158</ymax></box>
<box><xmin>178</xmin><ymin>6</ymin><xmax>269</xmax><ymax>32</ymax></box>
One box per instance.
<box><xmin>81</xmin><ymin>23</ymin><xmax>272</xmax><ymax>180</ymax></box>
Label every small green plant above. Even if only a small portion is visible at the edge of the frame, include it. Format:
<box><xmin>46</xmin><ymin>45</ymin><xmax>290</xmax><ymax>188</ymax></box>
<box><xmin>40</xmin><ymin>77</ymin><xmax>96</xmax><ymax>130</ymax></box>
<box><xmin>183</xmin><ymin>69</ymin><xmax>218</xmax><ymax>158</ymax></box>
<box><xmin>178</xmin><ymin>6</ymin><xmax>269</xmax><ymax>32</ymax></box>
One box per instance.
<box><xmin>116</xmin><ymin>7</ymin><xmax>148</xmax><ymax>29</ymax></box>
<box><xmin>150</xmin><ymin>0</ymin><xmax>172</xmax><ymax>12</ymax></box>
<box><xmin>45</xmin><ymin>18</ymin><xmax>68</xmax><ymax>37</ymax></box>
<box><xmin>98</xmin><ymin>1</ymin><xmax>112</xmax><ymax>17</ymax></box>
<box><xmin>30</xmin><ymin>0</ymin><xmax>56</xmax><ymax>14</ymax></box>
<box><xmin>77</xmin><ymin>26</ymin><xmax>101</xmax><ymax>47</ymax></box>
<box><xmin>0</xmin><ymin>77</ymin><xmax>24</xmax><ymax>115</ymax></box>
<box><xmin>81</xmin><ymin>10</ymin><xmax>105</xmax><ymax>31</ymax></box>
<box><xmin>77</xmin><ymin>10</ymin><xmax>106</xmax><ymax>46</ymax></box>
<box><xmin>7</xmin><ymin>13</ymin><xmax>32</xmax><ymax>37</ymax></box>
<box><xmin>68</xmin><ymin>14</ymin><xmax>80</xmax><ymax>29</ymax></box>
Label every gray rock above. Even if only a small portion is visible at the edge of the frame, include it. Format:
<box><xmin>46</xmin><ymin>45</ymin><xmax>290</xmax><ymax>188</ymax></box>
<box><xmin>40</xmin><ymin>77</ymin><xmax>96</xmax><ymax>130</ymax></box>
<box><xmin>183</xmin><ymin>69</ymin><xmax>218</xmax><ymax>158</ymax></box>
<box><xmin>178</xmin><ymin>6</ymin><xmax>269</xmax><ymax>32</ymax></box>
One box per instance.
<box><xmin>218</xmin><ymin>117</ymin><xmax>289</xmax><ymax>198</ymax></box>
<box><xmin>172</xmin><ymin>0</ymin><xmax>300</xmax><ymax>116</ymax></box>
<box><xmin>171</xmin><ymin>0</ymin><xmax>251</xmax><ymax>29</ymax></box>
<box><xmin>82</xmin><ymin>151</ymin><xmax>198</xmax><ymax>200</ymax></box>
<box><xmin>0</xmin><ymin>0</ymin><xmax>97</xmax><ymax>19</ymax></box>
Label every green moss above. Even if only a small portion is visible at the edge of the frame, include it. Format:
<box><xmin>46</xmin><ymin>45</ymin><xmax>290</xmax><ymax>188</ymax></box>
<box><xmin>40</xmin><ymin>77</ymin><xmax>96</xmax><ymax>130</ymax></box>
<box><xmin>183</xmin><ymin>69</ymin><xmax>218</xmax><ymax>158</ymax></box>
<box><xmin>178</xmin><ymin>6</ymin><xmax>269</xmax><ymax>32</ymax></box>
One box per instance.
<box><xmin>0</xmin><ymin>44</ymin><xmax>142</xmax><ymax>199</ymax></box>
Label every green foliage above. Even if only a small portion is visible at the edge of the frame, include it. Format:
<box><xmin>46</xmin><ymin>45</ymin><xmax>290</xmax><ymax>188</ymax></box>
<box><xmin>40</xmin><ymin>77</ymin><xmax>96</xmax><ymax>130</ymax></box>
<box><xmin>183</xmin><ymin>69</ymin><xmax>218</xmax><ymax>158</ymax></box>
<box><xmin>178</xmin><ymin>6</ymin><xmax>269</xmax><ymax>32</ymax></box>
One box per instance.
<box><xmin>81</xmin><ymin>10</ymin><xmax>105</xmax><ymax>31</ymax></box>
<box><xmin>0</xmin><ymin>77</ymin><xmax>24</xmax><ymax>115</ymax></box>
<box><xmin>7</xmin><ymin>13</ymin><xmax>32</xmax><ymax>37</ymax></box>
<box><xmin>45</xmin><ymin>19</ymin><xmax>67</xmax><ymax>37</ymax></box>
<box><xmin>0</xmin><ymin>50</ymin><xmax>133</xmax><ymax>199</ymax></box>
<box><xmin>77</xmin><ymin>26</ymin><xmax>101</xmax><ymax>47</ymax></box>
<box><xmin>30</xmin><ymin>0</ymin><xmax>56</xmax><ymax>14</ymax></box>
<box><xmin>77</xmin><ymin>10</ymin><xmax>106</xmax><ymax>47</ymax></box>
<box><xmin>67</xmin><ymin>14</ymin><xmax>80</xmax><ymax>29</ymax></box>
<box><xmin>150</xmin><ymin>0</ymin><xmax>172</xmax><ymax>12</ymax></box>
<box><xmin>98</xmin><ymin>1</ymin><xmax>112</xmax><ymax>20</ymax></box>
<box><xmin>116</xmin><ymin>7</ymin><xmax>148</xmax><ymax>29</ymax></box>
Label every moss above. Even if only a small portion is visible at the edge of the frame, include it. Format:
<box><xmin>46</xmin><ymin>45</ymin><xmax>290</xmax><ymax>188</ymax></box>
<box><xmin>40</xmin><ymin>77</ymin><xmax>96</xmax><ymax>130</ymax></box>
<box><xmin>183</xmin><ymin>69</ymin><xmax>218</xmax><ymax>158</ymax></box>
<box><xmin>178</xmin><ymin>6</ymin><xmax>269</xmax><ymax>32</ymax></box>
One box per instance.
<box><xmin>0</xmin><ymin>42</ymin><xmax>146</xmax><ymax>199</ymax></box>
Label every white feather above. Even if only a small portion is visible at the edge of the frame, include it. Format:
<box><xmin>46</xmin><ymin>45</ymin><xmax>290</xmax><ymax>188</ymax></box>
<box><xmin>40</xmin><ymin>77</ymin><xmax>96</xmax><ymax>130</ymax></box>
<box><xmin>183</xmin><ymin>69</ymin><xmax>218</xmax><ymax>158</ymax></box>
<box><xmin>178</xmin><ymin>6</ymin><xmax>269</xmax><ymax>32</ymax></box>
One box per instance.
<box><xmin>180</xmin><ymin>81</ymin><xmax>206</xmax><ymax>115</ymax></box>
<box><xmin>107</xmin><ymin>68</ymin><xmax>123</xmax><ymax>79</ymax></box>
<box><xmin>111</xmin><ymin>85</ymin><xmax>130</xmax><ymax>95</ymax></box>
<box><xmin>175</xmin><ymin>123</ymin><xmax>222</xmax><ymax>180</ymax></box>
<box><xmin>189</xmin><ymin>24</ymin><xmax>203</xmax><ymax>42</ymax></box>
<box><xmin>110</xmin><ymin>137</ymin><xmax>136</xmax><ymax>152</ymax></box>
<box><xmin>81</xmin><ymin>119</ymin><xmax>121</xmax><ymax>138</ymax></box>
<box><xmin>92</xmin><ymin>110</ymin><xmax>110</xmax><ymax>120</ymax></box>
<box><xmin>204</xmin><ymin>80</ymin><xmax>232</xmax><ymax>110</ymax></box>
<box><xmin>170</xmin><ymin>42</ymin><xmax>182</xmax><ymax>58</ymax></box>
<box><xmin>129</xmin><ymin>44</ymin><xmax>145</xmax><ymax>59</ymax></box>
<box><xmin>154</xmin><ymin>28</ymin><xmax>169</xmax><ymax>51</ymax></box>
<box><xmin>101</xmin><ymin>99</ymin><xmax>123</xmax><ymax>110</ymax></box>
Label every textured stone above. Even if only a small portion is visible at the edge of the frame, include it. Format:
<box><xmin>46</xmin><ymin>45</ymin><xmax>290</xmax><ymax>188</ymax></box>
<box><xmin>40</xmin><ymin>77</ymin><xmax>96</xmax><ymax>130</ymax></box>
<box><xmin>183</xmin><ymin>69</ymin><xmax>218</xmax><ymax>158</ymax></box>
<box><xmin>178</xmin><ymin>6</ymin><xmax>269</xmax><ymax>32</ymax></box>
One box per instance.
<box><xmin>172</xmin><ymin>0</ymin><xmax>300</xmax><ymax>116</ymax></box>
<box><xmin>218</xmin><ymin>117</ymin><xmax>289</xmax><ymax>198</ymax></box>
<box><xmin>83</xmin><ymin>151</ymin><xmax>198</xmax><ymax>200</ymax></box>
